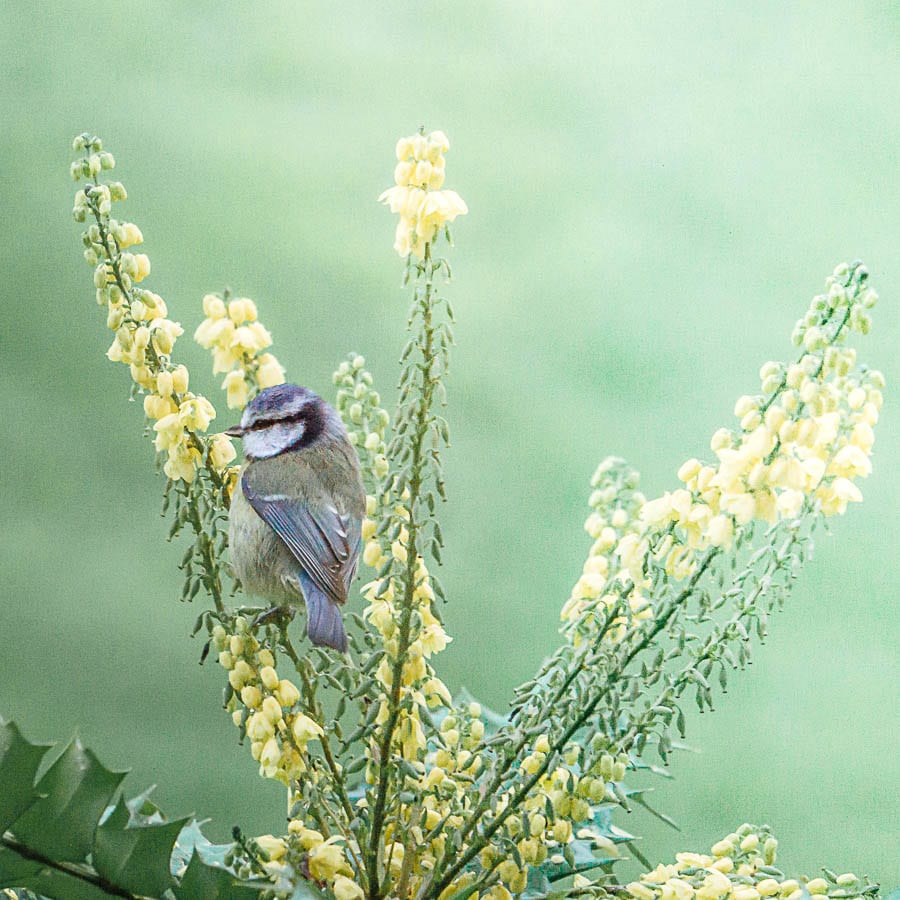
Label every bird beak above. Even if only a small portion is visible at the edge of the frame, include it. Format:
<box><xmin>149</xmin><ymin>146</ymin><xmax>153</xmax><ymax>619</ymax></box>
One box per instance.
<box><xmin>225</xmin><ymin>425</ymin><xmax>245</xmax><ymax>439</ymax></box>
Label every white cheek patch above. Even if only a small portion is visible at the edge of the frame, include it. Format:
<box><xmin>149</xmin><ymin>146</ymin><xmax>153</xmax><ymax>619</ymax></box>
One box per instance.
<box><xmin>243</xmin><ymin>421</ymin><xmax>306</xmax><ymax>458</ymax></box>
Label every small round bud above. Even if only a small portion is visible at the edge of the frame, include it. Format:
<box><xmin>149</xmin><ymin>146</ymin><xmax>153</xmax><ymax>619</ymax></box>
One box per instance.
<box><xmin>259</xmin><ymin>666</ymin><xmax>279</xmax><ymax>691</ymax></box>
<box><xmin>739</xmin><ymin>833</ymin><xmax>759</xmax><ymax>852</ymax></box>
<box><xmin>276</xmin><ymin>679</ymin><xmax>300</xmax><ymax>707</ymax></box>
<box><xmin>240</xmin><ymin>685</ymin><xmax>262</xmax><ymax>708</ymax></box>
<box><xmin>261</xmin><ymin>695</ymin><xmax>283</xmax><ymax>724</ymax></box>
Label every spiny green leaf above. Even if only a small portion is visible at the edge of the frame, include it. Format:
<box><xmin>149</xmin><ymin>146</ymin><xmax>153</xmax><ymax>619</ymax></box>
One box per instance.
<box><xmin>171</xmin><ymin>820</ymin><xmax>238</xmax><ymax>875</ymax></box>
<box><xmin>173</xmin><ymin>850</ymin><xmax>267</xmax><ymax>900</ymax></box>
<box><xmin>0</xmin><ymin>720</ymin><xmax>53</xmax><ymax>832</ymax></box>
<box><xmin>94</xmin><ymin>795</ymin><xmax>188</xmax><ymax>897</ymax></box>
<box><xmin>11</xmin><ymin>737</ymin><xmax>127</xmax><ymax>862</ymax></box>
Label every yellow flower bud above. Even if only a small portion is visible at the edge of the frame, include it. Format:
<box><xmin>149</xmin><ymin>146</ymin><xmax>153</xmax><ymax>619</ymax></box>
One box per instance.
<box><xmin>133</xmin><ymin>254</ymin><xmax>151</xmax><ymax>283</ymax></box>
<box><xmin>333</xmin><ymin>876</ymin><xmax>365</xmax><ymax>900</ymax></box>
<box><xmin>256</xmin><ymin>353</ymin><xmax>286</xmax><ymax>389</ymax></box>
<box><xmin>222</xmin><ymin>370</ymin><xmax>250</xmax><ymax>410</ymax></box>
<box><xmin>246</xmin><ymin>711</ymin><xmax>275</xmax><ymax>743</ymax></box>
<box><xmin>262</xmin><ymin>695</ymin><xmax>283</xmax><ymax>724</ymax></box>
<box><xmin>241</xmin><ymin>685</ymin><xmax>262</xmax><ymax>708</ymax></box>
<box><xmin>806</xmin><ymin>880</ymin><xmax>828</xmax><ymax>895</ymax></box>
<box><xmin>259</xmin><ymin>666</ymin><xmax>279</xmax><ymax>691</ymax></box>
<box><xmin>276</xmin><ymin>679</ymin><xmax>300</xmax><ymax>707</ymax></box>
<box><xmin>739</xmin><ymin>834</ymin><xmax>759</xmax><ymax>852</ymax></box>
<box><xmin>510</xmin><ymin>871</ymin><xmax>528</xmax><ymax>895</ymax></box>
<box><xmin>170</xmin><ymin>364</ymin><xmax>189</xmax><ymax>393</ymax></box>
<box><xmin>535</xmin><ymin>734</ymin><xmax>551</xmax><ymax>753</ymax></box>
<box><xmin>292</xmin><ymin>713</ymin><xmax>324</xmax><ymax>747</ymax></box>
<box><xmin>156</xmin><ymin>370</ymin><xmax>174</xmax><ymax>397</ymax></box>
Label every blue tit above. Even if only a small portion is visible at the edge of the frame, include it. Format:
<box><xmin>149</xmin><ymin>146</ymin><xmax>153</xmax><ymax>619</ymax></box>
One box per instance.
<box><xmin>225</xmin><ymin>383</ymin><xmax>365</xmax><ymax>652</ymax></box>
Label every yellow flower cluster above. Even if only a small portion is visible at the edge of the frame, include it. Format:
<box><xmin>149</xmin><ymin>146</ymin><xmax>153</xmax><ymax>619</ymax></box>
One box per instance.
<box><xmin>72</xmin><ymin>136</ymin><xmax>235</xmax><ymax>484</ymax></box>
<box><xmin>564</xmin><ymin>265</ymin><xmax>882</xmax><ymax>636</ymax></box>
<box><xmin>194</xmin><ymin>292</ymin><xmax>286</xmax><ymax>410</ymax></box>
<box><xmin>562</xmin><ymin>458</ymin><xmax>652</xmax><ymax>641</ymax></box>
<box><xmin>247</xmin><ymin>821</ymin><xmax>361</xmax><ymax>898</ymax></box>
<box><xmin>625</xmin><ymin>824</ymin><xmax>875</xmax><ymax>900</ymax></box>
<box><xmin>379</xmin><ymin>129</ymin><xmax>468</xmax><ymax>258</ymax></box>
<box><xmin>362</xmin><ymin>544</ymin><xmax>453</xmax><ymax>762</ymax></box>
<box><xmin>212</xmin><ymin>619</ymin><xmax>323</xmax><ymax>785</ymax></box>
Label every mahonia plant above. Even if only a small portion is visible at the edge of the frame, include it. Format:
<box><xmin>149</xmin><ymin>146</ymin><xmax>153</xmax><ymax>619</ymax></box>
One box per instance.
<box><xmin>57</xmin><ymin>130</ymin><xmax>886</xmax><ymax>900</ymax></box>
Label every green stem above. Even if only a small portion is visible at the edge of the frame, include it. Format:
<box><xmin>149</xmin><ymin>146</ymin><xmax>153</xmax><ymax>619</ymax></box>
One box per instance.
<box><xmin>1</xmin><ymin>832</ymin><xmax>138</xmax><ymax>899</ymax></box>
<box><xmin>366</xmin><ymin>245</ymin><xmax>439</xmax><ymax>900</ymax></box>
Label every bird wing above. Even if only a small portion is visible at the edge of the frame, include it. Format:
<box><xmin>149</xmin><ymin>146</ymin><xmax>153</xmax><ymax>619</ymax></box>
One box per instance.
<box><xmin>242</xmin><ymin>469</ymin><xmax>361</xmax><ymax>606</ymax></box>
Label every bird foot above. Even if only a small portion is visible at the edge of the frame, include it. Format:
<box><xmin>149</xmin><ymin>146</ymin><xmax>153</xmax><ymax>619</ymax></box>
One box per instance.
<box><xmin>251</xmin><ymin>605</ymin><xmax>296</xmax><ymax>630</ymax></box>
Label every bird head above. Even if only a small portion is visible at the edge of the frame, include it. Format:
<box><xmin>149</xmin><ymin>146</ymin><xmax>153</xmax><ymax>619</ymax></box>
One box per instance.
<box><xmin>225</xmin><ymin>383</ymin><xmax>327</xmax><ymax>459</ymax></box>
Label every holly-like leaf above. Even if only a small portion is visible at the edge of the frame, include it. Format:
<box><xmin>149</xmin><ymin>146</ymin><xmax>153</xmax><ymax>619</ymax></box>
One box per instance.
<box><xmin>11</xmin><ymin>737</ymin><xmax>127</xmax><ymax>862</ymax></box>
<box><xmin>93</xmin><ymin>795</ymin><xmax>189</xmax><ymax>897</ymax></box>
<box><xmin>0</xmin><ymin>718</ymin><xmax>264</xmax><ymax>899</ymax></box>
<box><xmin>0</xmin><ymin>720</ymin><xmax>52</xmax><ymax>832</ymax></box>
<box><xmin>172</xmin><ymin>850</ymin><xmax>267</xmax><ymax>900</ymax></box>
<box><xmin>171</xmin><ymin>819</ymin><xmax>237</xmax><ymax>875</ymax></box>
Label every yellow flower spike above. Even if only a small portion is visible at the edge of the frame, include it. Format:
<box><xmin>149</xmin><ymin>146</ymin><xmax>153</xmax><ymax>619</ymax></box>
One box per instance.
<box><xmin>380</xmin><ymin>129</ymin><xmax>467</xmax><ymax>258</ymax></box>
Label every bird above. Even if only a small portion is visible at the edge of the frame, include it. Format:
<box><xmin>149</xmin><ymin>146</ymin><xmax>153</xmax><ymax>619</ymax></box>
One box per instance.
<box><xmin>225</xmin><ymin>383</ymin><xmax>365</xmax><ymax>652</ymax></box>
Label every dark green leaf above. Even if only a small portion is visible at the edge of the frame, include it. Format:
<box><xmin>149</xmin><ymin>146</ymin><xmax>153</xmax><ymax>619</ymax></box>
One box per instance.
<box><xmin>94</xmin><ymin>796</ymin><xmax>188</xmax><ymax>897</ymax></box>
<box><xmin>11</xmin><ymin>738</ymin><xmax>127</xmax><ymax>862</ymax></box>
<box><xmin>0</xmin><ymin>721</ymin><xmax>53</xmax><ymax>832</ymax></box>
<box><xmin>173</xmin><ymin>850</ymin><xmax>267</xmax><ymax>900</ymax></box>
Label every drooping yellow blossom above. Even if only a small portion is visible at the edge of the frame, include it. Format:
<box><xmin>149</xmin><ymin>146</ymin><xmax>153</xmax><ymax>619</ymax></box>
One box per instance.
<box><xmin>379</xmin><ymin>129</ymin><xmax>467</xmax><ymax>257</ymax></box>
<box><xmin>194</xmin><ymin>291</ymin><xmax>286</xmax><ymax>409</ymax></box>
<box><xmin>72</xmin><ymin>135</ymin><xmax>235</xmax><ymax>484</ymax></box>
<box><xmin>212</xmin><ymin>618</ymin><xmax>323</xmax><ymax>786</ymax></box>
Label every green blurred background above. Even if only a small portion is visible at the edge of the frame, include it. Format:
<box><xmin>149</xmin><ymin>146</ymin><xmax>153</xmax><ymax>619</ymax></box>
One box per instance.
<box><xmin>1</xmin><ymin>0</ymin><xmax>897</xmax><ymax>885</ymax></box>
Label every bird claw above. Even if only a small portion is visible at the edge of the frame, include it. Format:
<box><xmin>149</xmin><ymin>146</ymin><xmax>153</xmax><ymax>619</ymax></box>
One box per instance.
<box><xmin>251</xmin><ymin>605</ymin><xmax>296</xmax><ymax>630</ymax></box>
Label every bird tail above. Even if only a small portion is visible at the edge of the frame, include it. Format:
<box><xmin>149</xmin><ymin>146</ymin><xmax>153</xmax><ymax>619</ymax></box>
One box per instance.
<box><xmin>299</xmin><ymin>572</ymin><xmax>348</xmax><ymax>652</ymax></box>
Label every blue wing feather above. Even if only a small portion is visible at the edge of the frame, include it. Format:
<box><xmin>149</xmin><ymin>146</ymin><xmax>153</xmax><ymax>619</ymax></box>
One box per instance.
<box><xmin>242</xmin><ymin>472</ymin><xmax>360</xmax><ymax>651</ymax></box>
